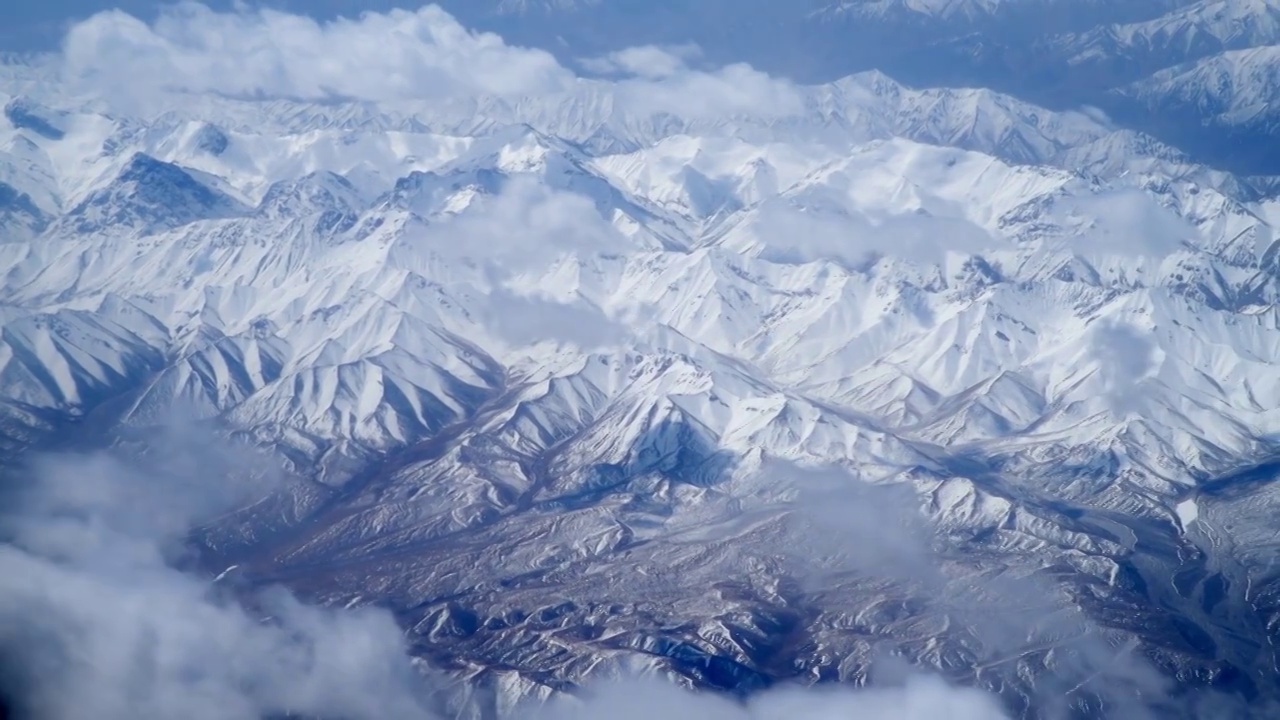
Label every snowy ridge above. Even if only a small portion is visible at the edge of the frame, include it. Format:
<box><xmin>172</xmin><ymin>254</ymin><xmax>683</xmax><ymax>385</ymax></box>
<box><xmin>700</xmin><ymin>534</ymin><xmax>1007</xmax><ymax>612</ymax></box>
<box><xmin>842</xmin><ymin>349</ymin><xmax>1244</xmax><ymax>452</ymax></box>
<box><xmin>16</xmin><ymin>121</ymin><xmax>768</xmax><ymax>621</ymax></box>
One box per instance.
<box><xmin>1122</xmin><ymin>45</ymin><xmax>1280</xmax><ymax>126</ymax></box>
<box><xmin>1055</xmin><ymin>0</ymin><xmax>1280</xmax><ymax>69</ymax></box>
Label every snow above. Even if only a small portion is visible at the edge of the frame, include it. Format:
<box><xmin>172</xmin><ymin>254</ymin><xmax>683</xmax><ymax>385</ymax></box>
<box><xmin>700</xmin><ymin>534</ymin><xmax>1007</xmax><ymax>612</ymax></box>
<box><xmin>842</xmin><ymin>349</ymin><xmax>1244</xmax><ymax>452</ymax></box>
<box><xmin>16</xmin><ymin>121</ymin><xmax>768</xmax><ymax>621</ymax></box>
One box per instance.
<box><xmin>1176</xmin><ymin>497</ymin><xmax>1200</xmax><ymax>527</ymax></box>
<box><xmin>8</xmin><ymin>6</ymin><xmax>1280</xmax><ymax>709</ymax></box>
<box><xmin>1124</xmin><ymin>45</ymin><xmax>1280</xmax><ymax>127</ymax></box>
<box><xmin>0</xmin><ymin>23</ymin><xmax>1278</xmax><ymax>579</ymax></box>
<box><xmin>4</xmin><ymin>2</ymin><xmax>1280</xmax><ymax>713</ymax></box>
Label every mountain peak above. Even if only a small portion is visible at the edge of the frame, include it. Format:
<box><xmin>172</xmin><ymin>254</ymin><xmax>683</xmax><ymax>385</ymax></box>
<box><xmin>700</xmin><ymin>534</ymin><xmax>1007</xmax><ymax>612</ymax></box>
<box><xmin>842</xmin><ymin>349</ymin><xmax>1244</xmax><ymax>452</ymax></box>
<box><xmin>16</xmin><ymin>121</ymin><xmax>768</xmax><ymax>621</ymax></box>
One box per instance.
<box><xmin>255</xmin><ymin>171</ymin><xmax>364</xmax><ymax>235</ymax></box>
<box><xmin>3</xmin><ymin>96</ymin><xmax>65</xmax><ymax>140</ymax></box>
<box><xmin>191</xmin><ymin>123</ymin><xmax>230</xmax><ymax>156</ymax></box>
<box><xmin>62</xmin><ymin>153</ymin><xmax>246</xmax><ymax>235</ymax></box>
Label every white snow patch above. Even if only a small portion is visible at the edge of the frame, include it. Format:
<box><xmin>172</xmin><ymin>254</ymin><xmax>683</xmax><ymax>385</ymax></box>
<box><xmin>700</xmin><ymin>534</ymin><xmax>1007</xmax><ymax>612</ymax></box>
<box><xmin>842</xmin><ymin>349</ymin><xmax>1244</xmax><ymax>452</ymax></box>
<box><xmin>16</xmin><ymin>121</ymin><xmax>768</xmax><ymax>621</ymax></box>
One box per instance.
<box><xmin>1176</xmin><ymin>498</ymin><xmax>1200</xmax><ymax>528</ymax></box>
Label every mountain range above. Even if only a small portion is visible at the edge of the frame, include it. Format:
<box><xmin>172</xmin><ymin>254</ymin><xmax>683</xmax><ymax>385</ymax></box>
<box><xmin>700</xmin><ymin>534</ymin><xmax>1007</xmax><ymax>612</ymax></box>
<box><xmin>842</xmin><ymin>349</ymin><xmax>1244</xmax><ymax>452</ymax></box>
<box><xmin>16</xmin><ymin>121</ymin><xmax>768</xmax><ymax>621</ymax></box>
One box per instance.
<box><xmin>433</xmin><ymin>0</ymin><xmax>1280</xmax><ymax>177</ymax></box>
<box><xmin>6</xmin><ymin>2</ymin><xmax>1280</xmax><ymax>718</ymax></box>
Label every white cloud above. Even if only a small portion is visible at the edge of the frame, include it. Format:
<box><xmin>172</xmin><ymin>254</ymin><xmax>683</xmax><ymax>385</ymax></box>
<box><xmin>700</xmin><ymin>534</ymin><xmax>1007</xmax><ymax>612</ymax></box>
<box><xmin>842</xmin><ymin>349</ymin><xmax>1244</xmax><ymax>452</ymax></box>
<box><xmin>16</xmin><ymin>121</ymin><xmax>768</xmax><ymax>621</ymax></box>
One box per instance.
<box><xmin>56</xmin><ymin>4</ymin><xmax>806</xmax><ymax>123</ymax></box>
<box><xmin>763</xmin><ymin>460</ymin><xmax>1176</xmax><ymax>717</ymax></box>
<box><xmin>482</xmin><ymin>287</ymin><xmax>660</xmax><ymax>352</ymax></box>
<box><xmin>60</xmin><ymin>3</ymin><xmax>573</xmax><ymax>107</ymax></box>
<box><xmin>483</xmin><ymin>288</ymin><xmax>629</xmax><ymax>351</ymax></box>
<box><xmin>1086</xmin><ymin>320</ymin><xmax>1164</xmax><ymax>415</ymax></box>
<box><xmin>385</xmin><ymin>172</ymin><xmax>654</xmax><ymax>353</ymax></box>
<box><xmin>1075</xmin><ymin>105</ymin><xmax>1116</xmax><ymax>129</ymax></box>
<box><xmin>581</xmin><ymin>45</ymin><xmax>701</xmax><ymax>80</ymax></box>
<box><xmin>578</xmin><ymin>43</ymin><xmax>802</xmax><ymax>118</ymax></box>
<box><xmin>1</xmin><ymin>548</ymin><xmax>434</xmax><ymax>720</ymax></box>
<box><xmin>1051</xmin><ymin>187</ymin><xmax>1194</xmax><ymax>258</ymax></box>
<box><xmin>0</xmin><ymin>433</ymin><xmax>439</xmax><ymax>720</ymax></box>
<box><xmin>536</xmin><ymin>676</ymin><xmax>1009</xmax><ymax>720</ymax></box>
<box><xmin>411</xmin><ymin>176</ymin><xmax>630</xmax><ymax>281</ymax></box>
<box><xmin>774</xmin><ymin>460</ymin><xmax>941</xmax><ymax>585</ymax></box>
<box><xmin>750</xmin><ymin>198</ymin><xmax>991</xmax><ymax>268</ymax></box>
<box><xmin>616</xmin><ymin>61</ymin><xmax>806</xmax><ymax>119</ymax></box>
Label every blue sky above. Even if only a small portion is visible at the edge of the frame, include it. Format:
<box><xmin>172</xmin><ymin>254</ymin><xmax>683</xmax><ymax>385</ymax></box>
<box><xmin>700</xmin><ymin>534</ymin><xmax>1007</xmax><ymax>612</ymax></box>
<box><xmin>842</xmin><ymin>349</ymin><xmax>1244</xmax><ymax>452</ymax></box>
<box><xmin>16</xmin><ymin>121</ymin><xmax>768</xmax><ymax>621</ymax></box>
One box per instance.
<box><xmin>0</xmin><ymin>1</ymin><xmax>214</xmax><ymax>50</ymax></box>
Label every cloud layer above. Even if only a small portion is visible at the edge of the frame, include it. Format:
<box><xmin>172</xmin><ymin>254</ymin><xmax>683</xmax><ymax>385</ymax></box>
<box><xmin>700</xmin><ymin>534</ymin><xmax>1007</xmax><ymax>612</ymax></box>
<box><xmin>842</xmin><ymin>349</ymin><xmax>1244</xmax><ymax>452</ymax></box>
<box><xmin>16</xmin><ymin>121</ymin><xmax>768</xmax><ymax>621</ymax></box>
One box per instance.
<box><xmin>61</xmin><ymin>3</ymin><xmax>573</xmax><ymax>106</ymax></box>
<box><xmin>0</xmin><ymin>431</ymin><xmax>439</xmax><ymax>720</ymax></box>
<box><xmin>55</xmin><ymin>3</ymin><xmax>805</xmax><ymax>123</ymax></box>
<box><xmin>751</xmin><ymin>198</ymin><xmax>991</xmax><ymax>269</ymax></box>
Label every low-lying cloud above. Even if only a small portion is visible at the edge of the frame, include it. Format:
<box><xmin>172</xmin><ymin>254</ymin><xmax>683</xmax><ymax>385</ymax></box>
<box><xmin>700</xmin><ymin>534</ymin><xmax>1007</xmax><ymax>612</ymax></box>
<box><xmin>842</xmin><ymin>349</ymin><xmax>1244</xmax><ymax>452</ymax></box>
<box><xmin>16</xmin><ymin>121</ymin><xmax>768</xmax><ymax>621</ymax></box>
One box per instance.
<box><xmin>536</xmin><ymin>675</ymin><xmax>1008</xmax><ymax>720</ymax></box>
<box><xmin>1049</xmin><ymin>188</ymin><xmax>1194</xmax><ymax>259</ymax></box>
<box><xmin>415</xmin><ymin>176</ymin><xmax>629</xmax><ymax>277</ymax></box>
<box><xmin>0</xmin><ymin>425</ymin><xmax>1024</xmax><ymax>720</ymax></box>
<box><xmin>751</xmin><ymin>198</ymin><xmax>991</xmax><ymax>269</ymax></box>
<box><xmin>0</xmin><ymin>430</ymin><xmax>441</xmax><ymax>720</ymax></box>
<box><xmin>1085</xmin><ymin>319</ymin><xmax>1164</xmax><ymax>415</ymax></box>
<box><xmin>482</xmin><ymin>288</ymin><xmax>629</xmax><ymax>352</ymax></box>
<box><xmin>768</xmin><ymin>459</ymin><xmax>1186</xmax><ymax>719</ymax></box>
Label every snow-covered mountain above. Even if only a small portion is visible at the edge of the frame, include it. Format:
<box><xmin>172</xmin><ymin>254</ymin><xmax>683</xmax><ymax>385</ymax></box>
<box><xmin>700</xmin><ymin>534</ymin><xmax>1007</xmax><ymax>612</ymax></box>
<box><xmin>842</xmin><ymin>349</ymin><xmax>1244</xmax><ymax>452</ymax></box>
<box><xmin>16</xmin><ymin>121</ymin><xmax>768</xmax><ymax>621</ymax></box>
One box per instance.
<box><xmin>1052</xmin><ymin>0</ymin><xmax>1280</xmax><ymax>72</ymax></box>
<box><xmin>818</xmin><ymin>0</ymin><xmax>1192</xmax><ymax>30</ymax></box>
<box><xmin>1120</xmin><ymin>44</ymin><xmax>1280</xmax><ymax>131</ymax></box>
<box><xmin>424</xmin><ymin>0</ymin><xmax>1280</xmax><ymax>178</ymax></box>
<box><xmin>6</xmin><ymin>3</ymin><xmax>1280</xmax><ymax>718</ymax></box>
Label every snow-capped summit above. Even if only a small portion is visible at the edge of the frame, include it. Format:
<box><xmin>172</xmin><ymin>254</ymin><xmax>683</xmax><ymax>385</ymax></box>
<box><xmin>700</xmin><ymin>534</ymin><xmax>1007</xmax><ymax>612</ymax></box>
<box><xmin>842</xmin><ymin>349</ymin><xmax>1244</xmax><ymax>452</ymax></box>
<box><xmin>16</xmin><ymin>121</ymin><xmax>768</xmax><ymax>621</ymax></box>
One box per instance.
<box><xmin>255</xmin><ymin>171</ymin><xmax>363</xmax><ymax>237</ymax></box>
<box><xmin>59</xmin><ymin>153</ymin><xmax>246</xmax><ymax>236</ymax></box>
<box><xmin>0</xmin><ymin>180</ymin><xmax>46</xmax><ymax>241</ymax></box>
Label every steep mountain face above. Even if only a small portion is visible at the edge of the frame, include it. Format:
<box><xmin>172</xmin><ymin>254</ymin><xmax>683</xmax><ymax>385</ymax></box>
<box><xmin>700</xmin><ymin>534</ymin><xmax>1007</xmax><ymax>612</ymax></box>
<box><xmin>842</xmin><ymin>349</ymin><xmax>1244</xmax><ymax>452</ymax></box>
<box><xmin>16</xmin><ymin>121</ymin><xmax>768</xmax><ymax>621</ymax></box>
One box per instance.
<box><xmin>5</xmin><ymin>6</ymin><xmax>1280</xmax><ymax>718</ymax></box>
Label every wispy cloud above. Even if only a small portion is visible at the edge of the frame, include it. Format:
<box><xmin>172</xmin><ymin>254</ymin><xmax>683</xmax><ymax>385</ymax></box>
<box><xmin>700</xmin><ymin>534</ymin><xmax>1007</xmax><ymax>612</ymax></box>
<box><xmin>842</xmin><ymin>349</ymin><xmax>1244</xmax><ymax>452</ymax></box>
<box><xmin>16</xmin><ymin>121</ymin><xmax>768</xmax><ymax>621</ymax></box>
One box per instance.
<box><xmin>414</xmin><ymin>176</ymin><xmax>630</xmax><ymax>278</ymax></box>
<box><xmin>482</xmin><ymin>287</ymin><xmax>631</xmax><ymax>352</ymax></box>
<box><xmin>1050</xmin><ymin>188</ymin><xmax>1194</xmax><ymax>258</ymax></box>
<box><xmin>765</xmin><ymin>459</ymin><xmax>1184</xmax><ymax>719</ymax></box>
<box><xmin>1084</xmin><ymin>319</ymin><xmax>1164</xmax><ymax>416</ymax></box>
<box><xmin>615</xmin><ymin>60</ymin><xmax>804</xmax><ymax>119</ymax></box>
<box><xmin>750</xmin><ymin>197</ymin><xmax>991</xmax><ymax>268</ymax></box>
<box><xmin>402</xmin><ymin>175</ymin><xmax>649</xmax><ymax>351</ymax></box>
